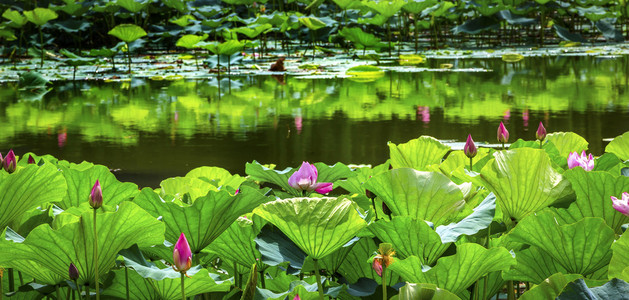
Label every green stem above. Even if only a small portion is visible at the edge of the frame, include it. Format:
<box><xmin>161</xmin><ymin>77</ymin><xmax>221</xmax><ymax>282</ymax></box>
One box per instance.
<box><xmin>93</xmin><ymin>209</ymin><xmax>100</xmax><ymax>300</ymax></box>
<box><xmin>501</xmin><ymin>142</ymin><xmax>505</xmax><ymax>150</ymax></box>
<box><xmin>86</xmin><ymin>285</ymin><xmax>90</xmax><ymax>300</ymax></box>
<box><xmin>17</xmin><ymin>271</ymin><xmax>23</xmax><ymax>286</ymax></box>
<box><xmin>507</xmin><ymin>281</ymin><xmax>515</xmax><ymax>300</ymax></box>
<box><xmin>125</xmin><ymin>266</ymin><xmax>129</xmax><ymax>300</ymax></box>
<box><xmin>382</xmin><ymin>266</ymin><xmax>387</xmax><ymax>300</ymax></box>
<box><xmin>1</xmin><ymin>269</ymin><xmax>4</xmax><ymax>300</ymax></box>
<box><xmin>371</xmin><ymin>198</ymin><xmax>379</xmax><ymax>220</ymax></box>
<box><xmin>313</xmin><ymin>259</ymin><xmax>324</xmax><ymax>300</ymax></box>
<box><xmin>73</xmin><ymin>280</ymin><xmax>79</xmax><ymax>300</ymax></box>
<box><xmin>67</xmin><ymin>284</ymin><xmax>72</xmax><ymax>300</ymax></box>
<box><xmin>234</xmin><ymin>262</ymin><xmax>239</xmax><ymax>289</ymax></box>
<box><xmin>259</xmin><ymin>271</ymin><xmax>265</xmax><ymax>289</ymax></box>
<box><xmin>8</xmin><ymin>269</ymin><xmax>13</xmax><ymax>292</ymax></box>
<box><xmin>540</xmin><ymin>140</ymin><xmax>543</xmax><ymax>149</ymax></box>
<box><xmin>39</xmin><ymin>27</ymin><xmax>44</xmax><ymax>69</ymax></box>
<box><xmin>469</xmin><ymin>157</ymin><xmax>473</xmax><ymax>171</ymax></box>
<box><xmin>126</xmin><ymin>42</ymin><xmax>132</xmax><ymax>74</ymax></box>
<box><xmin>56</xmin><ymin>285</ymin><xmax>62</xmax><ymax>300</ymax></box>
<box><xmin>181</xmin><ymin>272</ymin><xmax>186</xmax><ymax>300</ymax></box>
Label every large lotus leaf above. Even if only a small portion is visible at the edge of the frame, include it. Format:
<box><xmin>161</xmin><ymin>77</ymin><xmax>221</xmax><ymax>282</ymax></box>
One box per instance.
<box><xmin>422</xmin><ymin>1</ymin><xmax>455</xmax><ymax>17</ymax></box>
<box><xmin>116</xmin><ymin>0</ymin><xmax>149</xmax><ymax>13</ymax></box>
<box><xmin>58</xmin><ymin>164</ymin><xmax>138</xmax><ymax>209</ymax></box>
<box><xmin>480</xmin><ymin>148</ymin><xmax>569</xmax><ymax>221</ymax></box>
<box><xmin>0</xmin><ymin>229</ymin><xmax>64</xmax><ymax>285</ymax></box>
<box><xmin>546</xmin><ymin>132</ymin><xmax>589</xmax><ymax>158</ymax></box>
<box><xmin>388</xmin><ymin>243</ymin><xmax>515</xmax><ymax>296</ymax></box>
<box><xmin>246</xmin><ymin>161</ymin><xmax>353</xmax><ymax>196</ymax></box>
<box><xmin>389</xmin><ymin>136</ymin><xmax>451</xmax><ymax>170</ymax></box>
<box><xmin>207</xmin><ymin>217</ymin><xmax>261</xmax><ymax>268</ymax></box>
<box><xmin>0</xmin><ymin>164</ymin><xmax>66</xmax><ymax>230</ymax></box>
<box><xmin>435</xmin><ymin>192</ymin><xmax>495</xmax><ymax>243</ymax></box>
<box><xmin>134</xmin><ymin>186</ymin><xmax>267</xmax><ymax>255</ymax></box>
<box><xmin>23</xmin><ymin>8</ymin><xmax>57</xmax><ymax>26</ymax></box>
<box><xmin>2</xmin><ymin>9</ymin><xmax>28</xmax><ymax>27</ymax></box>
<box><xmin>298</xmin><ymin>16</ymin><xmax>327</xmax><ymax>31</ymax></box>
<box><xmin>368</xmin><ymin>217</ymin><xmax>449</xmax><ymax>265</ymax></box>
<box><xmin>606</xmin><ymin>131</ymin><xmax>629</xmax><ymax>161</ymax></box>
<box><xmin>253</xmin><ymin>197</ymin><xmax>366</xmax><ymax>259</ymax></box>
<box><xmin>510</xmin><ymin>212</ymin><xmax>614</xmax><ymax>276</ymax></box>
<box><xmin>552</xmin><ymin>168</ymin><xmax>629</xmax><ymax>233</ymax></box>
<box><xmin>5</xmin><ymin>202</ymin><xmax>164</xmax><ymax>286</ymax></box>
<box><xmin>175</xmin><ymin>34</ymin><xmax>207</xmax><ymax>49</ymax></box>
<box><xmin>108</xmin><ymin>24</ymin><xmax>147</xmax><ymax>43</ymax></box>
<box><xmin>339</xmin><ymin>27</ymin><xmax>382</xmax><ymax>48</ymax></box>
<box><xmin>255</xmin><ymin>225</ymin><xmax>307</xmax><ymax>270</ymax></box>
<box><xmin>185</xmin><ymin>166</ymin><xmax>246</xmax><ymax>189</ymax></box>
<box><xmin>439</xmin><ymin>148</ymin><xmax>493</xmax><ymax>175</ymax></box>
<box><xmin>215</xmin><ymin>40</ymin><xmax>244</xmax><ymax>56</ymax></box>
<box><xmin>363</xmin><ymin>168</ymin><xmax>465</xmax><ymax>226</ymax></box>
<box><xmin>332</xmin><ymin>0</ymin><xmax>362</xmax><ymax>9</ymax></box>
<box><xmin>557</xmin><ymin>278</ymin><xmax>629</xmax><ymax>300</ymax></box>
<box><xmin>609</xmin><ymin>231</ymin><xmax>629</xmax><ymax>281</ymax></box>
<box><xmin>233</xmin><ymin>24</ymin><xmax>272</xmax><ymax>38</ymax></box>
<box><xmin>159</xmin><ymin>177</ymin><xmax>218</xmax><ymax>201</ymax></box>
<box><xmin>502</xmin><ymin>245</ymin><xmax>569</xmax><ymax>284</ymax></box>
<box><xmin>397</xmin><ymin>282</ymin><xmax>461</xmax><ymax>300</ymax></box>
<box><xmin>520</xmin><ymin>273</ymin><xmax>584</xmax><ymax>300</ymax></box>
<box><xmin>362</xmin><ymin>0</ymin><xmax>406</xmax><ymax>18</ymax></box>
<box><xmin>403</xmin><ymin>0</ymin><xmax>438</xmax><ymax>14</ymax></box>
<box><xmin>452</xmin><ymin>16</ymin><xmax>500</xmax><ymax>34</ymax></box>
<box><xmin>337</xmin><ymin>237</ymin><xmax>401</xmax><ymax>286</ymax></box>
<box><xmin>595</xmin><ymin>19</ymin><xmax>624</xmax><ymax>42</ymax></box>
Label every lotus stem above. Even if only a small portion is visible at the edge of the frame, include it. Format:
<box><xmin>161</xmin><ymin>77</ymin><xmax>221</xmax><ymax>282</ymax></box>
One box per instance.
<box><xmin>313</xmin><ymin>259</ymin><xmax>324</xmax><ymax>300</ymax></box>
<box><xmin>56</xmin><ymin>285</ymin><xmax>62</xmax><ymax>300</ymax></box>
<box><xmin>39</xmin><ymin>27</ymin><xmax>44</xmax><ymax>69</ymax></box>
<box><xmin>1</xmin><ymin>268</ymin><xmax>4</xmax><ymax>300</ymax></box>
<box><xmin>507</xmin><ymin>280</ymin><xmax>515</xmax><ymax>300</ymax></box>
<box><xmin>8</xmin><ymin>268</ymin><xmax>13</xmax><ymax>292</ymax></box>
<box><xmin>540</xmin><ymin>140</ymin><xmax>543</xmax><ymax>149</ymax></box>
<box><xmin>72</xmin><ymin>279</ymin><xmax>79</xmax><ymax>300</ymax></box>
<box><xmin>126</xmin><ymin>42</ymin><xmax>132</xmax><ymax>74</ymax></box>
<box><xmin>93</xmin><ymin>209</ymin><xmax>100</xmax><ymax>300</ymax></box>
<box><xmin>382</xmin><ymin>265</ymin><xmax>387</xmax><ymax>300</ymax></box>
<box><xmin>125</xmin><ymin>265</ymin><xmax>129</xmax><ymax>300</ymax></box>
<box><xmin>180</xmin><ymin>272</ymin><xmax>186</xmax><ymax>300</ymax></box>
<box><xmin>469</xmin><ymin>157</ymin><xmax>473</xmax><ymax>171</ymax></box>
<box><xmin>67</xmin><ymin>284</ymin><xmax>72</xmax><ymax>300</ymax></box>
<box><xmin>86</xmin><ymin>285</ymin><xmax>90</xmax><ymax>299</ymax></box>
<box><xmin>501</xmin><ymin>142</ymin><xmax>505</xmax><ymax>150</ymax></box>
<box><xmin>372</xmin><ymin>198</ymin><xmax>379</xmax><ymax>220</ymax></box>
<box><xmin>18</xmin><ymin>270</ymin><xmax>23</xmax><ymax>285</ymax></box>
<box><xmin>234</xmin><ymin>261</ymin><xmax>239</xmax><ymax>288</ymax></box>
<box><xmin>259</xmin><ymin>270</ymin><xmax>266</xmax><ymax>289</ymax></box>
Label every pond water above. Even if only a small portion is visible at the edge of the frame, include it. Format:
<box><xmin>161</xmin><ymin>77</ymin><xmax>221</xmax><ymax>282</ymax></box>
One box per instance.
<box><xmin>1</xmin><ymin>55</ymin><xmax>628</xmax><ymax>187</ymax></box>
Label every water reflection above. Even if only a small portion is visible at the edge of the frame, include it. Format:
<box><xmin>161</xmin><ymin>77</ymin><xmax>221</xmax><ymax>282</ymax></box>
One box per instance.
<box><xmin>0</xmin><ymin>56</ymin><xmax>627</xmax><ymax>187</ymax></box>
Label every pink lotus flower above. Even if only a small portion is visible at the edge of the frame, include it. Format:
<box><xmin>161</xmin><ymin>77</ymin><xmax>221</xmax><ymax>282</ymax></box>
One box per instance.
<box><xmin>372</xmin><ymin>259</ymin><xmax>383</xmax><ymax>277</ymax></box>
<box><xmin>173</xmin><ymin>233</ymin><xmax>192</xmax><ymax>273</ymax></box>
<box><xmin>497</xmin><ymin>122</ymin><xmax>509</xmax><ymax>144</ymax></box>
<box><xmin>464</xmin><ymin>134</ymin><xmax>477</xmax><ymax>158</ymax></box>
<box><xmin>567</xmin><ymin>151</ymin><xmax>594</xmax><ymax>171</ymax></box>
<box><xmin>536</xmin><ymin>122</ymin><xmax>547</xmax><ymax>141</ymax></box>
<box><xmin>89</xmin><ymin>180</ymin><xmax>103</xmax><ymax>209</ymax></box>
<box><xmin>3</xmin><ymin>150</ymin><xmax>16</xmax><ymax>173</ymax></box>
<box><xmin>288</xmin><ymin>162</ymin><xmax>333</xmax><ymax>194</ymax></box>
<box><xmin>611</xmin><ymin>192</ymin><xmax>629</xmax><ymax>216</ymax></box>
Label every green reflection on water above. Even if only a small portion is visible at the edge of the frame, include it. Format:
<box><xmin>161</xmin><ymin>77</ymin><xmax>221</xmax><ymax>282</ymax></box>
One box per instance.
<box><xmin>0</xmin><ymin>56</ymin><xmax>627</xmax><ymax>187</ymax></box>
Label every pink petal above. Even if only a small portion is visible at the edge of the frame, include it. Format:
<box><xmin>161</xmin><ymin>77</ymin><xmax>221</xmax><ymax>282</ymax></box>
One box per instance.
<box><xmin>314</xmin><ymin>182</ymin><xmax>333</xmax><ymax>194</ymax></box>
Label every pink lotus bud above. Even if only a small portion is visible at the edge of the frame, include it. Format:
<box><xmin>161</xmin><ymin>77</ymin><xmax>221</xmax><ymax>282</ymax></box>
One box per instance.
<box><xmin>464</xmin><ymin>134</ymin><xmax>477</xmax><ymax>158</ymax></box>
<box><xmin>3</xmin><ymin>150</ymin><xmax>16</xmax><ymax>173</ymax></box>
<box><xmin>69</xmin><ymin>263</ymin><xmax>79</xmax><ymax>280</ymax></box>
<box><xmin>28</xmin><ymin>155</ymin><xmax>36</xmax><ymax>164</ymax></box>
<box><xmin>372</xmin><ymin>258</ymin><xmax>383</xmax><ymax>277</ymax></box>
<box><xmin>293</xmin><ymin>295</ymin><xmax>300</xmax><ymax>300</ymax></box>
<box><xmin>173</xmin><ymin>233</ymin><xmax>193</xmax><ymax>273</ymax></box>
<box><xmin>536</xmin><ymin>122</ymin><xmax>547</xmax><ymax>141</ymax></box>
<box><xmin>89</xmin><ymin>180</ymin><xmax>103</xmax><ymax>209</ymax></box>
<box><xmin>611</xmin><ymin>192</ymin><xmax>629</xmax><ymax>216</ymax></box>
<box><xmin>497</xmin><ymin>122</ymin><xmax>509</xmax><ymax>144</ymax></box>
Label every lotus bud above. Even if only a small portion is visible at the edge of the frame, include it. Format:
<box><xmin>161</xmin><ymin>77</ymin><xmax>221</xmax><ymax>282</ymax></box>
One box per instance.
<box><xmin>89</xmin><ymin>180</ymin><xmax>103</xmax><ymax>209</ymax></box>
<box><xmin>3</xmin><ymin>150</ymin><xmax>16</xmax><ymax>173</ymax></box>
<box><xmin>497</xmin><ymin>122</ymin><xmax>509</xmax><ymax>144</ymax></box>
<box><xmin>69</xmin><ymin>263</ymin><xmax>79</xmax><ymax>280</ymax></box>
<box><xmin>28</xmin><ymin>155</ymin><xmax>36</xmax><ymax>164</ymax></box>
<box><xmin>365</xmin><ymin>189</ymin><xmax>376</xmax><ymax>200</ymax></box>
<box><xmin>293</xmin><ymin>295</ymin><xmax>300</xmax><ymax>300</ymax></box>
<box><xmin>173</xmin><ymin>233</ymin><xmax>192</xmax><ymax>273</ymax></box>
<box><xmin>536</xmin><ymin>122</ymin><xmax>547</xmax><ymax>141</ymax></box>
<box><xmin>372</xmin><ymin>259</ymin><xmax>383</xmax><ymax>277</ymax></box>
<box><xmin>611</xmin><ymin>192</ymin><xmax>629</xmax><ymax>216</ymax></box>
<box><xmin>382</xmin><ymin>202</ymin><xmax>391</xmax><ymax>217</ymax></box>
<box><xmin>464</xmin><ymin>134</ymin><xmax>477</xmax><ymax>158</ymax></box>
<box><xmin>0</xmin><ymin>152</ymin><xmax>3</xmax><ymax>167</ymax></box>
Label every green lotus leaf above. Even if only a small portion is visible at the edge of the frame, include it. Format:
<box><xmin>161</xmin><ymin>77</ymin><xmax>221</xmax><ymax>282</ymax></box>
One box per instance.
<box><xmin>298</xmin><ymin>17</ymin><xmax>327</xmax><ymax>31</ymax></box>
<box><xmin>480</xmin><ymin>148</ymin><xmax>570</xmax><ymax>221</ymax></box>
<box><xmin>363</xmin><ymin>168</ymin><xmax>465</xmax><ymax>226</ymax></box>
<box><xmin>388</xmin><ymin>243</ymin><xmax>515</xmax><ymax>296</ymax></box>
<box><xmin>368</xmin><ymin>216</ymin><xmax>449</xmax><ymax>265</ymax></box>
<box><xmin>332</xmin><ymin>0</ymin><xmax>362</xmax><ymax>9</ymax></box>
<box><xmin>58</xmin><ymin>164</ymin><xmax>139</xmax><ymax>209</ymax></box>
<box><xmin>0</xmin><ymin>229</ymin><xmax>64</xmax><ymax>285</ymax></box>
<box><xmin>337</xmin><ymin>237</ymin><xmax>401</xmax><ymax>285</ymax></box>
<box><xmin>211</xmin><ymin>40</ymin><xmax>244</xmax><ymax>56</ymax></box>
<box><xmin>502</xmin><ymin>245</ymin><xmax>569</xmax><ymax>284</ymax></box>
<box><xmin>609</xmin><ymin>230</ymin><xmax>629</xmax><ymax>281</ymax></box>
<box><xmin>255</xmin><ymin>224</ymin><xmax>307</xmax><ymax>269</ymax></box>
<box><xmin>7</xmin><ymin>201</ymin><xmax>164</xmax><ymax>286</ymax></box>
<box><xmin>339</xmin><ymin>27</ymin><xmax>383</xmax><ymax>49</ymax></box>
<box><xmin>185</xmin><ymin>166</ymin><xmax>246</xmax><ymax>189</ymax></box>
<box><xmin>592</xmin><ymin>153</ymin><xmax>623</xmax><ymax>172</ymax></box>
<box><xmin>510</xmin><ymin>211</ymin><xmax>614</xmax><ymax>276</ymax></box>
<box><xmin>439</xmin><ymin>148</ymin><xmax>493</xmax><ymax>175</ymax></box>
<box><xmin>108</xmin><ymin>24</ymin><xmax>147</xmax><ymax>43</ymax></box>
<box><xmin>8</xmin><ymin>205</ymin><xmax>54</xmax><ymax>237</ymax></box>
<box><xmin>552</xmin><ymin>168</ymin><xmax>629</xmax><ymax>233</ymax></box>
<box><xmin>557</xmin><ymin>278</ymin><xmax>629</xmax><ymax>300</ymax></box>
<box><xmin>606</xmin><ymin>131</ymin><xmax>629</xmax><ymax>162</ymax></box>
<box><xmin>423</xmin><ymin>1</ymin><xmax>455</xmax><ymax>17</ymax></box>
<box><xmin>389</xmin><ymin>136</ymin><xmax>451</xmax><ymax>170</ymax></box>
<box><xmin>23</xmin><ymin>8</ymin><xmax>58</xmax><ymax>26</ymax></box>
<box><xmin>253</xmin><ymin>197</ymin><xmax>367</xmax><ymax>259</ymax></box>
<box><xmin>362</xmin><ymin>0</ymin><xmax>406</xmax><ymax>18</ymax></box>
<box><xmin>175</xmin><ymin>34</ymin><xmax>208</xmax><ymax>49</ymax></box>
<box><xmin>546</xmin><ymin>132</ymin><xmax>589</xmax><ymax>158</ymax></box>
<box><xmin>2</xmin><ymin>9</ymin><xmax>28</xmax><ymax>27</ymax></box>
<box><xmin>335</xmin><ymin>162</ymin><xmax>390</xmax><ymax>211</ymax></box>
<box><xmin>159</xmin><ymin>176</ymin><xmax>218</xmax><ymax>201</ymax></box>
<box><xmin>116</xmin><ymin>0</ymin><xmax>150</xmax><ymax>13</ymax></box>
<box><xmin>256</xmin><ymin>280</ymin><xmax>321</xmax><ymax>300</ymax></box>
<box><xmin>397</xmin><ymin>282</ymin><xmax>461</xmax><ymax>300</ymax></box>
<box><xmin>0</xmin><ymin>164</ymin><xmax>66</xmax><ymax>230</ymax></box>
<box><xmin>519</xmin><ymin>273</ymin><xmax>584</xmax><ymax>300</ymax></box>
<box><xmin>403</xmin><ymin>0</ymin><xmax>439</xmax><ymax>14</ymax></box>
<box><xmin>207</xmin><ymin>217</ymin><xmax>261</xmax><ymax>268</ymax></box>
<box><xmin>134</xmin><ymin>186</ymin><xmax>268</xmax><ymax>255</ymax></box>
<box><xmin>233</xmin><ymin>24</ymin><xmax>273</xmax><ymax>39</ymax></box>
<box><xmin>169</xmin><ymin>14</ymin><xmax>196</xmax><ymax>27</ymax></box>
<box><xmin>435</xmin><ymin>192</ymin><xmax>495</xmax><ymax>243</ymax></box>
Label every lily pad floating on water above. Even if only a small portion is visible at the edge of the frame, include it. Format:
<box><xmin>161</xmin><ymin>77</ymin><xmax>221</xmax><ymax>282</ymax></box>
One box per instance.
<box><xmin>346</xmin><ymin>65</ymin><xmax>384</xmax><ymax>82</ymax></box>
<box><xmin>399</xmin><ymin>54</ymin><xmax>425</xmax><ymax>65</ymax></box>
<box><xmin>501</xmin><ymin>53</ymin><xmax>524</xmax><ymax>62</ymax></box>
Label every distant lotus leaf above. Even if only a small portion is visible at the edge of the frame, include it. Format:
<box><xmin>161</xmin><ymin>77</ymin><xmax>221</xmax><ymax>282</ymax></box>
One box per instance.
<box><xmin>0</xmin><ymin>164</ymin><xmax>66</xmax><ymax>230</ymax></box>
<box><xmin>332</xmin><ymin>0</ymin><xmax>363</xmax><ymax>9</ymax></box>
<box><xmin>299</xmin><ymin>16</ymin><xmax>327</xmax><ymax>31</ymax></box>
<box><xmin>169</xmin><ymin>14</ymin><xmax>196</xmax><ymax>27</ymax></box>
<box><xmin>421</xmin><ymin>1</ymin><xmax>455</xmax><ymax>18</ymax></box>
<box><xmin>501</xmin><ymin>53</ymin><xmax>524</xmax><ymax>62</ymax></box>
<box><xmin>2</xmin><ymin>9</ymin><xmax>28</xmax><ymax>27</ymax></box>
<box><xmin>253</xmin><ymin>197</ymin><xmax>367</xmax><ymax>259</ymax></box>
<box><xmin>595</xmin><ymin>20</ymin><xmax>624</xmax><ymax>42</ymax></box>
<box><xmin>546</xmin><ymin>132</ymin><xmax>589</xmax><ymax>158</ymax></box>
<box><xmin>519</xmin><ymin>273</ymin><xmax>584</xmax><ymax>300</ymax></box>
<box><xmin>389</xmin><ymin>136</ymin><xmax>451</xmax><ymax>170</ymax></box>
<box><xmin>362</xmin><ymin>0</ymin><xmax>407</xmax><ymax>18</ymax></box>
<box><xmin>176</xmin><ymin>34</ymin><xmax>208</xmax><ymax>49</ymax></box>
<box><xmin>160</xmin><ymin>176</ymin><xmax>218</xmax><ymax>201</ymax></box>
<box><xmin>480</xmin><ymin>148</ymin><xmax>569</xmax><ymax>221</ymax></box>
<box><xmin>116</xmin><ymin>0</ymin><xmax>150</xmax><ymax>13</ymax></box>
<box><xmin>609</xmin><ymin>230</ymin><xmax>629</xmax><ymax>281</ymax></box>
<box><xmin>201</xmin><ymin>39</ymin><xmax>244</xmax><ymax>56</ymax></box>
<box><xmin>368</xmin><ymin>216</ymin><xmax>450</xmax><ymax>264</ymax></box>
<box><xmin>364</xmin><ymin>168</ymin><xmax>465</xmax><ymax>226</ymax></box>
<box><xmin>108</xmin><ymin>24</ymin><xmax>147</xmax><ymax>43</ymax></box>
<box><xmin>0</xmin><ymin>28</ymin><xmax>16</xmax><ymax>40</ymax></box>
<box><xmin>553</xmin><ymin>24</ymin><xmax>587</xmax><ymax>43</ymax></box>
<box><xmin>453</xmin><ymin>17</ymin><xmax>500</xmax><ymax>34</ymax></box>
<box><xmin>185</xmin><ymin>166</ymin><xmax>246</xmax><ymax>189</ymax></box>
<box><xmin>23</xmin><ymin>8</ymin><xmax>58</xmax><ymax>26</ymax></box>
<box><xmin>357</xmin><ymin>14</ymin><xmax>389</xmax><ymax>26</ymax></box>
<box><xmin>233</xmin><ymin>24</ymin><xmax>273</xmax><ymax>39</ymax></box>
<box><xmin>54</xmin><ymin>19</ymin><xmax>91</xmax><ymax>33</ymax></box>
<box><xmin>606</xmin><ymin>131</ymin><xmax>629</xmax><ymax>162</ymax></box>
<box><xmin>388</xmin><ymin>243</ymin><xmax>515</xmax><ymax>296</ymax></box>
<box><xmin>397</xmin><ymin>282</ymin><xmax>461</xmax><ymax>300</ymax></box>
<box><xmin>403</xmin><ymin>0</ymin><xmax>439</xmax><ymax>14</ymax></box>
<box><xmin>510</xmin><ymin>211</ymin><xmax>614</xmax><ymax>276</ymax></box>
<box><xmin>339</xmin><ymin>27</ymin><xmax>383</xmax><ymax>49</ymax></box>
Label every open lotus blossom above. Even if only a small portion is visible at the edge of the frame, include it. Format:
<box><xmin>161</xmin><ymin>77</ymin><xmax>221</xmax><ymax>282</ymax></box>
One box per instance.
<box><xmin>497</xmin><ymin>122</ymin><xmax>509</xmax><ymax>144</ymax></box>
<box><xmin>536</xmin><ymin>122</ymin><xmax>547</xmax><ymax>141</ymax></box>
<box><xmin>288</xmin><ymin>161</ymin><xmax>333</xmax><ymax>194</ymax></box>
<box><xmin>173</xmin><ymin>233</ymin><xmax>192</xmax><ymax>273</ymax></box>
<box><xmin>89</xmin><ymin>180</ymin><xmax>103</xmax><ymax>209</ymax></box>
<box><xmin>69</xmin><ymin>263</ymin><xmax>79</xmax><ymax>280</ymax></box>
<box><xmin>3</xmin><ymin>149</ymin><xmax>16</xmax><ymax>173</ymax></box>
<box><xmin>611</xmin><ymin>192</ymin><xmax>629</xmax><ymax>216</ymax></box>
<box><xmin>464</xmin><ymin>134</ymin><xmax>477</xmax><ymax>158</ymax></box>
<box><xmin>567</xmin><ymin>151</ymin><xmax>594</xmax><ymax>171</ymax></box>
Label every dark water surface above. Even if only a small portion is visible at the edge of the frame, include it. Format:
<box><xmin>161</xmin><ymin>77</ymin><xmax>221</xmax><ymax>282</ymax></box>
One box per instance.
<box><xmin>1</xmin><ymin>56</ymin><xmax>628</xmax><ymax>187</ymax></box>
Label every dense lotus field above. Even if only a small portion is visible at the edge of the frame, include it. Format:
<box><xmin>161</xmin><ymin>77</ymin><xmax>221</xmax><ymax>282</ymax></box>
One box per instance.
<box><xmin>0</xmin><ymin>124</ymin><xmax>628</xmax><ymax>300</ymax></box>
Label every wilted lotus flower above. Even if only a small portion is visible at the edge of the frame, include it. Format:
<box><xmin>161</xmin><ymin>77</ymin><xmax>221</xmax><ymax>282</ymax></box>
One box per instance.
<box><xmin>497</xmin><ymin>122</ymin><xmax>509</xmax><ymax>144</ymax></box>
<box><xmin>3</xmin><ymin>150</ymin><xmax>16</xmax><ymax>173</ymax></box>
<box><xmin>69</xmin><ymin>263</ymin><xmax>79</xmax><ymax>280</ymax></box>
<box><xmin>567</xmin><ymin>151</ymin><xmax>594</xmax><ymax>171</ymax></box>
<box><xmin>536</xmin><ymin>122</ymin><xmax>547</xmax><ymax>141</ymax></box>
<box><xmin>372</xmin><ymin>243</ymin><xmax>395</xmax><ymax>277</ymax></box>
<box><xmin>288</xmin><ymin>162</ymin><xmax>333</xmax><ymax>194</ymax></box>
<box><xmin>464</xmin><ymin>134</ymin><xmax>477</xmax><ymax>158</ymax></box>
<box><xmin>611</xmin><ymin>192</ymin><xmax>629</xmax><ymax>216</ymax></box>
<box><xmin>173</xmin><ymin>233</ymin><xmax>192</xmax><ymax>273</ymax></box>
<box><xmin>89</xmin><ymin>180</ymin><xmax>103</xmax><ymax>209</ymax></box>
